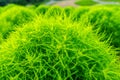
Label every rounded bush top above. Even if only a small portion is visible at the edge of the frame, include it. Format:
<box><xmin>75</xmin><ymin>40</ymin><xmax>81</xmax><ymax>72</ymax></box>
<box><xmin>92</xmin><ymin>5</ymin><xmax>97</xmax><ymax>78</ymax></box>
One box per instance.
<box><xmin>0</xmin><ymin>5</ymin><xmax>36</xmax><ymax>39</ymax></box>
<box><xmin>81</xmin><ymin>7</ymin><xmax>120</xmax><ymax>47</ymax></box>
<box><xmin>35</xmin><ymin>5</ymin><xmax>49</xmax><ymax>15</ymax></box>
<box><xmin>0</xmin><ymin>16</ymin><xmax>119</xmax><ymax>79</ymax></box>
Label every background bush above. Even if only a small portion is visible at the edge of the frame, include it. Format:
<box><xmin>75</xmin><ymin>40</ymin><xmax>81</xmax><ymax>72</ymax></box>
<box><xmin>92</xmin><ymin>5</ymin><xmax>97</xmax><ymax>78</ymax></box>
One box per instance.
<box><xmin>35</xmin><ymin>5</ymin><xmax>49</xmax><ymax>15</ymax></box>
<box><xmin>0</xmin><ymin>4</ymin><xmax>36</xmax><ymax>39</ymax></box>
<box><xmin>63</xmin><ymin>6</ymin><xmax>75</xmax><ymax>18</ymax></box>
<box><xmin>80</xmin><ymin>6</ymin><xmax>120</xmax><ymax>48</ymax></box>
<box><xmin>45</xmin><ymin>6</ymin><xmax>63</xmax><ymax>17</ymax></box>
<box><xmin>70</xmin><ymin>7</ymin><xmax>89</xmax><ymax>22</ymax></box>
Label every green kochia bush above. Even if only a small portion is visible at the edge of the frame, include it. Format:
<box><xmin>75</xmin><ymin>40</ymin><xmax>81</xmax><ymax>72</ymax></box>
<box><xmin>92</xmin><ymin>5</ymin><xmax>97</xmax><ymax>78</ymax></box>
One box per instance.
<box><xmin>0</xmin><ymin>7</ymin><xmax>3</xmax><ymax>14</ymax></box>
<box><xmin>1</xmin><ymin>4</ymin><xmax>17</xmax><ymax>13</ymax></box>
<box><xmin>81</xmin><ymin>6</ymin><xmax>120</xmax><ymax>47</ymax></box>
<box><xmin>63</xmin><ymin>6</ymin><xmax>75</xmax><ymax>17</ymax></box>
<box><xmin>0</xmin><ymin>17</ymin><xmax>119</xmax><ymax>80</ymax></box>
<box><xmin>45</xmin><ymin>6</ymin><xmax>63</xmax><ymax>17</ymax></box>
<box><xmin>36</xmin><ymin>6</ymin><xmax>74</xmax><ymax>18</ymax></box>
<box><xmin>35</xmin><ymin>5</ymin><xmax>49</xmax><ymax>15</ymax></box>
<box><xmin>71</xmin><ymin>7</ymin><xmax>89</xmax><ymax>22</ymax></box>
<box><xmin>0</xmin><ymin>5</ymin><xmax>36</xmax><ymax>39</ymax></box>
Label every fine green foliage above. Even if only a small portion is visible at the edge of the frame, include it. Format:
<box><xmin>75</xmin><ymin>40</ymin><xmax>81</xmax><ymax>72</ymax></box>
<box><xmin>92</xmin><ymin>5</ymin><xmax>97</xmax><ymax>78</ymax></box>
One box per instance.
<box><xmin>0</xmin><ymin>14</ymin><xmax>120</xmax><ymax>80</ymax></box>
<box><xmin>0</xmin><ymin>5</ymin><xmax>120</xmax><ymax>80</ymax></box>
<box><xmin>71</xmin><ymin>7</ymin><xmax>90</xmax><ymax>22</ymax></box>
<box><xmin>45</xmin><ymin>6</ymin><xmax>63</xmax><ymax>17</ymax></box>
<box><xmin>63</xmin><ymin>6</ymin><xmax>75</xmax><ymax>17</ymax></box>
<box><xmin>0</xmin><ymin>5</ymin><xmax>36</xmax><ymax>39</ymax></box>
<box><xmin>81</xmin><ymin>6</ymin><xmax>120</xmax><ymax>47</ymax></box>
<box><xmin>35</xmin><ymin>5</ymin><xmax>49</xmax><ymax>15</ymax></box>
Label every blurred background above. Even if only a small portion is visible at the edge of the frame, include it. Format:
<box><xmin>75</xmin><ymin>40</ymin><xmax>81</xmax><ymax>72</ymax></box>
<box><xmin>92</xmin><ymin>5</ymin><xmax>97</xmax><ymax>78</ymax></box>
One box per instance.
<box><xmin>0</xmin><ymin>0</ymin><xmax>49</xmax><ymax>6</ymax></box>
<box><xmin>0</xmin><ymin>0</ymin><xmax>120</xmax><ymax>6</ymax></box>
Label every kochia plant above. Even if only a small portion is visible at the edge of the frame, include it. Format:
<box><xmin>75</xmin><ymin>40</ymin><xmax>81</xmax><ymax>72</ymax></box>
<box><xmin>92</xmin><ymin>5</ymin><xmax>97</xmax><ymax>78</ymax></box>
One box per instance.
<box><xmin>0</xmin><ymin>5</ymin><xmax>36</xmax><ymax>39</ymax></box>
<box><xmin>36</xmin><ymin>5</ymin><xmax>49</xmax><ymax>15</ymax></box>
<box><xmin>0</xmin><ymin>16</ymin><xmax>119</xmax><ymax>80</ymax></box>
<box><xmin>45</xmin><ymin>6</ymin><xmax>63</xmax><ymax>17</ymax></box>
<box><xmin>81</xmin><ymin>6</ymin><xmax>120</xmax><ymax>47</ymax></box>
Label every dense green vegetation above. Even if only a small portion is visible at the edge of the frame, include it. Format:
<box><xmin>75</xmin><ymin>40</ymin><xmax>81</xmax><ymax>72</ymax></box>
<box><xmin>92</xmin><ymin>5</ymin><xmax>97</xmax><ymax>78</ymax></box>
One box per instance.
<box><xmin>0</xmin><ymin>4</ymin><xmax>36</xmax><ymax>41</ymax></box>
<box><xmin>75</xmin><ymin>0</ymin><xmax>120</xmax><ymax>6</ymax></box>
<box><xmin>102</xmin><ymin>0</ymin><xmax>120</xmax><ymax>2</ymax></box>
<box><xmin>0</xmin><ymin>4</ymin><xmax>120</xmax><ymax>79</ymax></box>
<box><xmin>81</xmin><ymin>6</ymin><xmax>120</xmax><ymax>48</ymax></box>
<box><xmin>75</xmin><ymin>0</ymin><xmax>98</xmax><ymax>6</ymax></box>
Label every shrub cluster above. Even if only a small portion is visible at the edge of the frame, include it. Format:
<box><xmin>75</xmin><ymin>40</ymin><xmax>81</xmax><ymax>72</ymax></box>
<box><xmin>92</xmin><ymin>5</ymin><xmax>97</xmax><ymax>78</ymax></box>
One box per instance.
<box><xmin>36</xmin><ymin>5</ymin><xmax>120</xmax><ymax>48</ymax></box>
<box><xmin>0</xmin><ymin>5</ymin><xmax>120</xmax><ymax>80</ymax></box>
<box><xmin>81</xmin><ymin>6</ymin><xmax>120</xmax><ymax>48</ymax></box>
